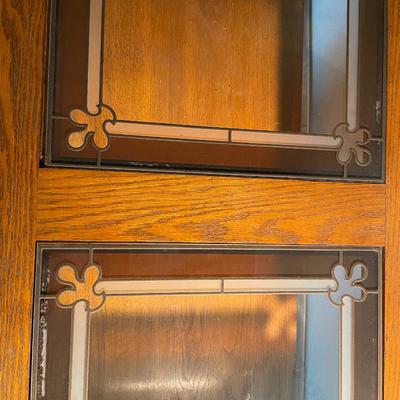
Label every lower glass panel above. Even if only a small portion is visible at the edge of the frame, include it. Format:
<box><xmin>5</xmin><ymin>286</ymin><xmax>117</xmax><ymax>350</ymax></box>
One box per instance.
<box><xmin>32</xmin><ymin>244</ymin><xmax>382</xmax><ymax>400</ymax></box>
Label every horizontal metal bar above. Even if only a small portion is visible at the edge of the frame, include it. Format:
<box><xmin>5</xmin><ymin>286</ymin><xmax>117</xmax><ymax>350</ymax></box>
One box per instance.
<box><xmin>95</xmin><ymin>278</ymin><xmax>336</xmax><ymax>295</ymax></box>
<box><xmin>231</xmin><ymin>131</ymin><xmax>341</xmax><ymax>148</ymax></box>
<box><xmin>105</xmin><ymin>121</ymin><xmax>342</xmax><ymax>149</ymax></box>
<box><xmin>96</xmin><ymin>279</ymin><xmax>223</xmax><ymax>294</ymax></box>
<box><xmin>223</xmin><ymin>278</ymin><xmax>336</xmax><ymax>293</ymax></box>
<box><xmin>105</xmin><ymin>121</ymin><xmax>229</xmax><ymax>142</ymax></box>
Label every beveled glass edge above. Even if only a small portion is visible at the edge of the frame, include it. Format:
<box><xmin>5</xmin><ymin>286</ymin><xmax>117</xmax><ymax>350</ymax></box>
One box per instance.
<box><xmin>30</xmin><ymin>242</ymin><xmax>383</xmax><ymax>400</ymax></box>
<box><xmin>42</xmin><ymin>0</ymin><xmax>387</xmax><ymax>183</ymax></box>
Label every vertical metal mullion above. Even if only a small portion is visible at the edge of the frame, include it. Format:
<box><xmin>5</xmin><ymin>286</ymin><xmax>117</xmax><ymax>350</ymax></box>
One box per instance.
<box><xmin>347</xmin><ymin>0</ymin><xmax>360</xmax><ymax>131</ymax></box>
<box><xmin>301</xmin><ymin>0</ymin><xmax>312</xmax><ymax>133</ymax></box>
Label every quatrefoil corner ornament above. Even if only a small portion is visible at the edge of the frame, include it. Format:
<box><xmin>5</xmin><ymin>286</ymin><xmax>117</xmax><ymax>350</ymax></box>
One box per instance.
<box><xmin>67</xmin><ymin>104</ymin><xmax>116</xmax><ymax>151</ymax></box>
<box><xmin>56</xmin><ymin>263</ymin><xmax>106</xmax><ymax>312</ymax></box>
<box><xmin>333</xmin><ymin>123</ymin><xmax>372</xmax><ymax>167</ymax></box>
<box><xmin>328</xmin><ymin>262</ymin><xmax>368</xmax><ymax>306</ymax></box>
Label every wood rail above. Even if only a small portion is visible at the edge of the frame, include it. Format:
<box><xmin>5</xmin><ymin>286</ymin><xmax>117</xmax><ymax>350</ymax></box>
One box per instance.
<box><xmin>37</xmin><ymin>168</ymin><xmax>385</xmax><ymax>246</ymax></box>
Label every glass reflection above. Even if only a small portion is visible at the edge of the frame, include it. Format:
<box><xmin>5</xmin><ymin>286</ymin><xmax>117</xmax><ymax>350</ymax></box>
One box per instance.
<box><xmin>308</xmin><ymin>0</ymin><xmax>348</xmax><ymax>134</ymax></box>
<box><xmin>305</xmin><ymin>295</ymin><xmax>339</xmax><ymax>400</ymax></box>
<box><xmin>88</xmin><ymin>295</ymin><xmax>300</xmax><ymax>399</ymax></box>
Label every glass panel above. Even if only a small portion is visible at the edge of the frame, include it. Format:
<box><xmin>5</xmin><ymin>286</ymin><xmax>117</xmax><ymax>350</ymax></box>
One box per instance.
<box><xmin>32</xmin><ymin>244</ymin><xmax>382</xmax><ymax>399</ymax></box>
<box><xmin>89</xmin><ymin>294</ymin><xmax>300</xmax><ymax>399</ymax></box>
<box><xmin>305</xmin><ymin>295</ymin><xmax>339</xmax><ymax>400</ymax></box>
<box><xmin>45</xmin><ymin>0</ymin><xmax>385</xmax><ymax>181</ymax></box>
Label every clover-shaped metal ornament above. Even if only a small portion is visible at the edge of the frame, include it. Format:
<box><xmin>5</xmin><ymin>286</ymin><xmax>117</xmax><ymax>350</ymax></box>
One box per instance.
<box><xmin>56</xmin><ymin>264</ymin><xmax>106</xmax><ymax>311</ymax></box>
<box><xmin>328</xmin><ymin>262</ymin><xmax>368</xmax><ymax>306</ymax></box>
<box><xmin>334</xmin><ymin>123</ymin><xmax>371</xmax><ymax>166</ymax></box>
<box><xmin>68</xmin><ymin>104</ymin><xmax>116</xmax><ymax>150</ymax></box>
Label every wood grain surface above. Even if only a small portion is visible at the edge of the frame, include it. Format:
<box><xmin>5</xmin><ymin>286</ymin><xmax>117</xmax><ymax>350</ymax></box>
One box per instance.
<box><xmin>0</xmin><ymin>0</ymin><xmax>46</xmax><ymax>398</ymax></box>
<box><xmin>37</xmin><ymin>168</ymin><xmax>385</xmax><ymax>245</ymax></box>
<box><xmin>103</xmin><ymin>0</ymin><xmax>303</xmax><ymax>131</ymax></box>
<box><xmin>385</xmin><ymin>0</ymin><xmax>400</xmax><ymax>398</ymax></box>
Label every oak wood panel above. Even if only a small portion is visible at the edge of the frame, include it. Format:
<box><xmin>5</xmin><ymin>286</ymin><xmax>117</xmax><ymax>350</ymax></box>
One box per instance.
<box><xmin>0</xmin><ymin>0</ymin><xmax>46</xmax><ymax>398</ymax></box>
<box><xmin>103</xmin><ymin>0</ymin><xmax>303</xmax><ymax>131</ymax></box>
<box><xmin>385</xmin><ymin>0</ymin><xmax>400</xmax><ymax>398</ymax></box>
<box><xmin>37</xmin><ymin>169</ymin><xmax>385</xmax><ymax>245</ymax></box>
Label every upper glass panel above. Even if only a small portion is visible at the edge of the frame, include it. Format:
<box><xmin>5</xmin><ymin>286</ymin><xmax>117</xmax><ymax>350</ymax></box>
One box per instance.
<box><xmin>45</xmin><ymin>0</ymin><xmax>385</xmax><ymax>181</ymax></box>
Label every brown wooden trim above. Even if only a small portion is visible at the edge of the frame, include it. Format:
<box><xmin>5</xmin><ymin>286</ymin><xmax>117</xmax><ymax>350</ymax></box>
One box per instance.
<box><xmin>0</xmin><ymin>0</ymin><xmax>46</xmax><ymax>398</ymax></box>
<box><xmin>36</xmin><ymin>168</ymin><xmax>385</xmax><ymax>246</ymax></box>
<box><xmin>385</xmin><ymin>0</ymin><xmax>400</xmax><ymax>398</ymax></box>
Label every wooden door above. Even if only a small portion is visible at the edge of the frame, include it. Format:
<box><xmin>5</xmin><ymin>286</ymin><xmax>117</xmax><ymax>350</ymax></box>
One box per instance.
<box><xmin>0</xmin><ymin>0</ymin><xmax>398</xmax><ymax>398</ymax></box>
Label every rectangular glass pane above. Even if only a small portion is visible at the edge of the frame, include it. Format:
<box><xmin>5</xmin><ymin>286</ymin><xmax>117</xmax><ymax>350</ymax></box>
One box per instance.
<box><xmin>89</xmin><ymin>294</ymin><xmax>300</xmax><ymax>399</ymax></box>
<box><xmin>45</xmin><ymin>0</ymin><xmax>385</xmax><ymax>181</ymax></box>
<box><xmin>32</xmin><ymin>244</ymin><xmax>382</xmax><ymax>399</ymax></box>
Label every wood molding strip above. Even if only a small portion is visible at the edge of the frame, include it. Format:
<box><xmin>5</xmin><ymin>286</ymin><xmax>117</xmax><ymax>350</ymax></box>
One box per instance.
<box><xmin>0</xmin><ymin>0</ymin><xmax>46</xmax><ymax>398</ymax></box>
<box><xmin>385</xmin><ymin>0</ymin><xmax>400</xmax><ymax>398</ymax></box>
